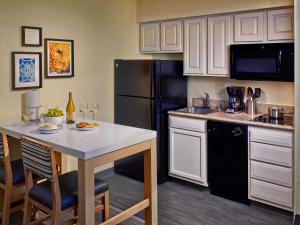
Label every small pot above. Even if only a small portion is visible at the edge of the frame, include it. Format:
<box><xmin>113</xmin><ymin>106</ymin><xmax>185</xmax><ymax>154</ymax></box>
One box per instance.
<box><xmin>268</xmin><ymin>107</ymin><xmax>284</xmax><ymax>119</ymax></box>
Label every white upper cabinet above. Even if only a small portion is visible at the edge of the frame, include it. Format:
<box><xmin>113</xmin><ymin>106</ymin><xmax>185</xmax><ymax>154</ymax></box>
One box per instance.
<box><xmin>140</xmin><ymin>22</ymin><xmax>160</xmax><ymax>52</ymax></box>
<box><xmin>207</xmin><ymin>15</ymin><xmax>231</xmax><ymax>75</ymax></box>
<box><xmin>234</xmin><ymin>12</ymin><xmax>264</xmax><ymax>42</ymax></box>
<box><xmin>160</xmin><ymin>20</ymin><xmax>183</xmax><ymax>52</ymax></box>
<box><xmin>184</xmin><ymin>17</ymin><xmax>207</xmax><ymax>75</ymax></box>
<box><xmin>268</xmin><ymin>8</ymin><xmax>294</xmax><ymax>40</ymax></box>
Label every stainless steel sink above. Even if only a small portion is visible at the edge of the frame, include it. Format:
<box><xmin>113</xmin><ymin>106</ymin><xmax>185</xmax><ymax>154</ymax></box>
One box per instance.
<box><xmin>177</xmin><ymin>107</ymin><xmax>215</xmax><ymax>115</ymax></box>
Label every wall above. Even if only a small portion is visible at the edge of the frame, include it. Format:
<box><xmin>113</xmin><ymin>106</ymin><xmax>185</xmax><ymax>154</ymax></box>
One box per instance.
<box><xmin>137</xmin><ymin>0</ymin><xmax>295</xmax><ymax>106</ymax></box>
<box><xmin>0</xmin><ymin>0</ymin><xmax>148</xmax><ymax>124</ymax></box>
<box><xmin>294</xmin><ymin>1</ymin><xmax>300</xmax><ymax>216</ymax></box>
<box><xmin>188</xmin><ymin>77</ymin><xmax>294</xmax><ymax>106</ymax></box>
<box><xmin>0</xmin><ymin>0</ymin><xmax>149</xmax><ymax>171</ymax></box>
<box><xmin>137</xmin><ymin>0</ymin><xmax>293</xmax><ymax>22</ymax></box>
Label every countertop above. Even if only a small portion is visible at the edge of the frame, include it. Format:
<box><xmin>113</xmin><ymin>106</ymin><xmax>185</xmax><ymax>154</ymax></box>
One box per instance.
<box><xmin>169</xmin><ymin>110</ymin><xmax>294</xmax><ymax>131</ymax></box>
<box><xmin>0</xmin><ymin>121</ymin><xmax>157</xmax><ymax>160</ymax></box>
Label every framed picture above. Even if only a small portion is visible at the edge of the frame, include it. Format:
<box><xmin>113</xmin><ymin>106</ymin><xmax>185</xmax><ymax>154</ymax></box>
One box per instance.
<box><xmin>12</xmin><ymin>52</ymin><xmax>42</xmax><ymax>90</ymax></box>
<box><xmin>44</xmin><ymin>38</ymin><xmax>74</xmax><ymax>78</ymax></box>
<box><xmin>21</xmin><ymin>26</ymin><xmax>42</xmax><ymax>47</ymax></box>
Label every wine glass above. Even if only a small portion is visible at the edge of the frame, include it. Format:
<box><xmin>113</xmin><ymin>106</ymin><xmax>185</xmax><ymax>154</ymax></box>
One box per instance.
<box><xmin>89</xmin><ymin>103</ymin><xmax>99</xmax><ymax>121</ymax></box>
<box><xmin>79</xmin><ymin>103</ymin><xmax>88</xmax><ymax>121</ymax></box>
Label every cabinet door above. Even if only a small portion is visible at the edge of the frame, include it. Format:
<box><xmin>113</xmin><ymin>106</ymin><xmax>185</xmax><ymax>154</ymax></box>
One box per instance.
<box><xmin>140</xmin><ymin>22</ymin><xmax>160</xmax><ymax>52</ymax></box>
<box><xmin>234</xmin><ymin>12</ymin><xmax>264</xmax><ymax>42</ymax></box>
<box><xmin>184</xmin><ymin>17</ymin><xmax>207</xmax><ymax>75</ymax></box>
<box><xmin>268</xmin><ymin>8</ymin><xmax>294</xmax><ymax>40</ymax></box>
<box><xmin>169</xmin><ymin>127</ymin><xmax>207</xmax><ymax>186</ymax></box>
<box><xmin>207</xmin><ymin>15</ymin><xmax>231</xmax><ymax>75</ymax></box>
<box><xmin>160</xmin><ymin>20</ymin><xmax>183</xmax><ymax>52</ymax></box>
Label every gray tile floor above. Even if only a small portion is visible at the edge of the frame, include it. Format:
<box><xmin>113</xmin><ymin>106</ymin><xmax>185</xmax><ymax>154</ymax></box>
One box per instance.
<box><xmin>100</xmin><ymin>173</ymin><xmax>293</xmax><ymax>225</ymax></box>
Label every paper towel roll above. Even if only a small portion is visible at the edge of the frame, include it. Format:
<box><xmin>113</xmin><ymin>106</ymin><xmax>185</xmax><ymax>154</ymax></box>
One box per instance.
<box><xmin>26</xmin><ymin>89</ymin><xmax>40</xmax><ymax>108</ymax></box>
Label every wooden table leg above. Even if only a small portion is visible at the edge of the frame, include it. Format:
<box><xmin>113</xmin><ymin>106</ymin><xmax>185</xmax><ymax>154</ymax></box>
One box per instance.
<box><xmin>144</xmin><ymin>138</ymin><xmax>158</xmax><ymax>225</ymax></box>
<box><xmin>0</xmin><ymin>188</ymin><xmax>3</xmax><ymax>212</ymax></box>
<box><xmin>78</xmin><ymin>159</ymin><xmax>95</xmax><ymax>225</ymax></box>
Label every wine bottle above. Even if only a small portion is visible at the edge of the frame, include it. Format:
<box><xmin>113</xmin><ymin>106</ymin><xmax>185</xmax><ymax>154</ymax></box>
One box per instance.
<box><xmin>66</xmin><ymin>92</ymin><xmax>75</xmax><ymax>124</ymax></box>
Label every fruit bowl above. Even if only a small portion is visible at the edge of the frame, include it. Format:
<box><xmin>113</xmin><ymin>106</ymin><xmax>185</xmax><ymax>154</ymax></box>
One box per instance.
<box><xmin>42</xmin><ymin>116</ymin><xmax>64</xmax><ymax>125</ymax></box>
<box><xmin>42</xmin><ymin>107</ymin><xmax>65</xmax><ymax>125</ymax></box>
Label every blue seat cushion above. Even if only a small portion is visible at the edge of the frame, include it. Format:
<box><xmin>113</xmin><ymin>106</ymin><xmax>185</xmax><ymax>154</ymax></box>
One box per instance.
<box><xmin>0</xmin><ymin>159</ymin><xmax>25</xmax><ymax>185</ymax></box>
<box><xmin>29</xmin><ymin>170</ymin><xmax>109</xmax><ymax>210</ymax></box>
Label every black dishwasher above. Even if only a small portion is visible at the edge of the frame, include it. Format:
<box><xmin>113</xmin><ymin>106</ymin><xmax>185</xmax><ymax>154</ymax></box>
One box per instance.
<box><xmin>208</xmin><ymin>121</ymin><xmax>250</xmax><ymax>204</ymax></box>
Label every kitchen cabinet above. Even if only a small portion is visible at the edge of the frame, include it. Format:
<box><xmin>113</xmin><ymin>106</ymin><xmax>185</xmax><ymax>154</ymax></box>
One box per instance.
<box><xmin>268</xmin><ymin>8</ymin><xmax>294</xmax><ymax>40</ymax></box>
<box><xmin>234</xmin><ymin>12</ymin><xmax>264</xmax><ymax>42</ymax></box>
<box><xmin>140</xmin><ymin>22</ymin><xmax>160</xmax><ymax>52</ymax></box>
<box><xmin>248</xmin><ymin>126</ymin><xmax>294</xmax><ymax>211</ymax></box>
<box><xmin>160</xmin><ymin>20</ymin><xmax>183</xmax><ymax>52</ymax></box>
<box><xmin>169</xmin><ymin>116</ymin><xmax>208</xmax><ymax>186</ymax></box>
<box><xmin>207</xmin><ymin>15</ymin><xmax>231</xmax><ymax>75</ymax></box>
<box><xmin>183</xmin><ymin>17</ymin><xmax>206</xmax><ymax>75</ymax></box>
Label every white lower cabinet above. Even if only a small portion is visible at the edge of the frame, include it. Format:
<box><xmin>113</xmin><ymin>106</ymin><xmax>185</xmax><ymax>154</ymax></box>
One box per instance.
<box><xmin>169</xmin><ymin>116</ymin><xmax>207</xmax><ymax>186</ymax></box>
<box><xmin>248</xmin><ymin>126</ymin><xmax>294</xmax><ymax>210</ymax></box>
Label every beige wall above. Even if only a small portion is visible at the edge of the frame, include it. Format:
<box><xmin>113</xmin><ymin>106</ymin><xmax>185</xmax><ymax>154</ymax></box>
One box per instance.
<box><xmin>188</xmin><ymin>77</ymin><xmax>294</xmax><ymax>106</ymax></box>
<box><xmin>0</xmin><ymin>0</ymin><xmax>148</xmax><ymax>125</ymax></box>
<box><xmin>137</xmin><ymin>0</ymin><xmax>293</xmax><ymax>22</ymax></box>
<box><xmin>0</xmin><ymin>0</ymin><xmax>151</xmax><ymax>171</ymax></box>
<box><xmin>294</xmin><ymin>1</ymin><xmax>300</xmax><ymax>216</ymax></box>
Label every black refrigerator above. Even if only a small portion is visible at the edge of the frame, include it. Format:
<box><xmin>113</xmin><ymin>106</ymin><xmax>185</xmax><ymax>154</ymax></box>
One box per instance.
<box><xmin>114</xmin><ymin>59</ymin><xmax>187</xmax><ymax>184</ymax></box>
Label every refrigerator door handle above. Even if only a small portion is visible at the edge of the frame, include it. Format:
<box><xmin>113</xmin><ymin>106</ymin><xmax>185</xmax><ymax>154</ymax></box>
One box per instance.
<box><xmin>151</xmin><ymin>63</ymin><xmax>155</xmax><ymax>98</ymax></box>
<box><xmin>150</xmin><ymin>100</ymin><xmax>153</xmax><ymax>129</ymax></box>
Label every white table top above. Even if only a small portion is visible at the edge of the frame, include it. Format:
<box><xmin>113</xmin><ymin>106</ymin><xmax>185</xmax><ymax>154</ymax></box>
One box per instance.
<box><xmin>0</xmin><ymin>121</ymin><xmax>156</xmax><ymax>160</ymax></box>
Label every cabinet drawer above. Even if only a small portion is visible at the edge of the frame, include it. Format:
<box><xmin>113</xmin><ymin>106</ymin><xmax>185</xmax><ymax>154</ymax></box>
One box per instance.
<box><xmin>249</xmin><ymin>127</ymin><xmax>293</xmax><ymax>147</ymax></box>
<box><xmin>251</xmin><ymin>161</ymin><xmax>293</xmax><ymax>187</ymax></box>
<box><xmin>250</xmin><ymin>142</ymin><xmax>292</xmax><ymax>167</ymax></box>
<box><xmin>169</xmin><ymin>116</ymin><xmax>206</xmax><ymax>132</ymax></box>
<box><xmin>250</xmin><ymin>179</ymin><xmax>293</xmax><ymax>208</ymax></box>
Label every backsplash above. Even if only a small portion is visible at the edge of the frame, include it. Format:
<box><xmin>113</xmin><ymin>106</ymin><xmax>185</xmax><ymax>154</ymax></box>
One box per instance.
<box><xmin>193</xmin><ymin>97</ymin><xmax>294</xmax><ymax>115</ymax></box>
<box><xmin>188</xmin><ymin>76</ymin><xmax>295</xmax><ymax>107</ymax></box>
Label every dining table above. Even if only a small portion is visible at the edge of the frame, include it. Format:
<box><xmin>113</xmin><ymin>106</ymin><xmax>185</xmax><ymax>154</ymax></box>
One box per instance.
<box><xmin>0</xmin><ymin>120</ymin><xmax>157</xmax><ymax>225</ymax></box>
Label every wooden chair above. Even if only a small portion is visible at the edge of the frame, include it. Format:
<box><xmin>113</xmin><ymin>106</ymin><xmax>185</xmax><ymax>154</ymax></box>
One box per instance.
<box><xmin>21</xmin><ymin>136</ymin><xmax>110</xmax><ymax>225</ymax></box>
<box><xmin>0</xmin><ymin>131</ymin><xmax>28</xmax><ymax>225</ymax></box>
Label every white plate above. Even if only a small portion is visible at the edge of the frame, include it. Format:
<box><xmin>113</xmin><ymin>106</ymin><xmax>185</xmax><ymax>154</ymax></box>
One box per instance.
<box><xmin>76</xmin><ymin>127</ymin><xmax>98</xmax><ymax>131</ymax></box>
<box><xmin>39</xmin><ymin>125</ymin><xmax>63</xmax><ymax>134</ymax></box>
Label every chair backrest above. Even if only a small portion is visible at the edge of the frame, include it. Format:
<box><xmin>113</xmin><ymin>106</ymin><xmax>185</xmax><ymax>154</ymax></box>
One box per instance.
<box><xmin>21</xmin><ymin>137</ymin><xmax>56</xmax><ymax>179</ymax></box>
<box><xmin>0</xmin><ymin>132</ymin><xmax>4</xmax><ymax>160</ymax></box>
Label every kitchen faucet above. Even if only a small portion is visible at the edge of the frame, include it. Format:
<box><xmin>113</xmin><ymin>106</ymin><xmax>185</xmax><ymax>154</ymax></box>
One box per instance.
<box><xmin>204</xmin><ymin>92</ymin><xmax>210</xmax><ymax>108</ymax></box>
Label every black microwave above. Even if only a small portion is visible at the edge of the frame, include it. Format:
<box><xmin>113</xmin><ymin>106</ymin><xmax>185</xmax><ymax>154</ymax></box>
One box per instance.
<box><xmin>230</xmin><ymin>43</ymin><xmax>294</xmax><ymax>82</ymax></box>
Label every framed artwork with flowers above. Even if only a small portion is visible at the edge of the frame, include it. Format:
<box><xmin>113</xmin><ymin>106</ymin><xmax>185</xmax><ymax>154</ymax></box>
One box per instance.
<box><xmin>12</xmin><ymin>52</ymin><xmax>42</xmax><ymax>90</ymax></box>
<box><xmin>44</xmin><ymin>38</ymin><xmax>74</xmax><ymax>78</ymax></box>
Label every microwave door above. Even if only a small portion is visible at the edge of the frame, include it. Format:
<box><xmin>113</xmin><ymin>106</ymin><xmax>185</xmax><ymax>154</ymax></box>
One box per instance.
<box><xmin>231</xmin><ymin>50</ymin><xmax>280</xmax><ymax>81</ymax></box>
<box><xmin>230</xmin><ymin>43</ymin><xmax>294</xmax><ymax>82</ymax></box>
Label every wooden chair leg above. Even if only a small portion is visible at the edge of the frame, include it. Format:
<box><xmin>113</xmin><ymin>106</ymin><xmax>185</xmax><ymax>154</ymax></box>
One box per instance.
<box><xmin>73</xmin><ymin>208</ymin><xmax>78</xmax><ymax>225</ymax></box>
<box><xmin>102</xmin><ymin>191</ymin><xmax>110</xmax><ymax>222</ymax></box>
<box><xmin>2</xmin><ymin>187</ymin><xmax>12</xmax><ymax>225</ymax></box>
<box><xmin>51</xmin><ymin>210</ymin><xmax>61</xmax><ymax>225</ymax></box>
<box><xmin>23</xmin><ymin>197</ymin><xmax>32</xmax><ymax>225</ymax></box>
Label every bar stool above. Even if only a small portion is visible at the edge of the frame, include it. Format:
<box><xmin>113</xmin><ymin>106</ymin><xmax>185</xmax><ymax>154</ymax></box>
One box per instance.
<box><xmin>0</xmin><ymin>131</ymin><xmax>27</xmax><ymax>225</ymax></box>
<box><xmin>21</xmin><ymin>136</ymin><xmax>110</xmax><ymax>225</ymax></box>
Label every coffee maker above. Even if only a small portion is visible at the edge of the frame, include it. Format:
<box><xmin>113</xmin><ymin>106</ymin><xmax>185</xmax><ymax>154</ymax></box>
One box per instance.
<box><xmin>225</xmin><ymin>86</ymin><xmax>245</xmax><ymax>113</ymax></box>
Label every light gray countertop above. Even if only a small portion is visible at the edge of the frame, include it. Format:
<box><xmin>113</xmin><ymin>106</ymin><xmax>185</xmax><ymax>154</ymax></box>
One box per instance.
<box><xmin>169</xmin><ymin>111</ymin><xmax>294</xmax><ymax>131</ymax></box>
<box><xmin>0</xmin><ymin>121</ymin><xmax>157</xmax><ymax>160</ymax></box>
